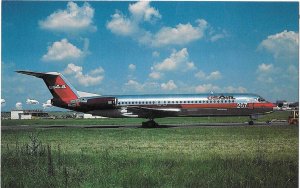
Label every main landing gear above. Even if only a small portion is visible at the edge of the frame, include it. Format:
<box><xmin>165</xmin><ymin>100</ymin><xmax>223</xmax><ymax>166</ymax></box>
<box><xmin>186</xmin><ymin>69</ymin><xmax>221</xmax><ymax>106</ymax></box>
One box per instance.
<box><xmin>142</xmin><ymin>119</ymin><xmax>159</xmax><ymax>128</ymax></box>
<box><xmin>248</xmin><ymin>120</ymin><xmax>254</xmax><ymax>125</ymax></box>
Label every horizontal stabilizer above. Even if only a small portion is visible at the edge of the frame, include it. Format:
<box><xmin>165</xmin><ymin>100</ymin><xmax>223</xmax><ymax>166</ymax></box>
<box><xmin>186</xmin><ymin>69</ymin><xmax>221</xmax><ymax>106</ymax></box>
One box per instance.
<box><xmin>16</xmin><ymin>70</ymin><xmax>60</xmax><ymax>78</ymax></box>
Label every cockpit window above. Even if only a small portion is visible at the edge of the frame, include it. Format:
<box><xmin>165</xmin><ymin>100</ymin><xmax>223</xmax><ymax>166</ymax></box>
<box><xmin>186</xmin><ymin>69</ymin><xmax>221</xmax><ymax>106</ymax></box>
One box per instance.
<box><xmin>258</xmin><ymin>97</ymin><xmax>266</xmax><ymax>102</ymax></box>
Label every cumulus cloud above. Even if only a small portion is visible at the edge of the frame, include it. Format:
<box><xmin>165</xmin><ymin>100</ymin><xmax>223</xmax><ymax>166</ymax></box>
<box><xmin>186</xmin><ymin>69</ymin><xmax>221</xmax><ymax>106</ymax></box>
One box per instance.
<box><xmin>195</xmin><ymin>84</ymin><xmax>220</xmax><ymax>93</ymax></box>
<box><xmin>149</xmin><ymin>71</ymin><xmax>162</xmax><ymax>80</ymax></box>
<box><xmin>64</xmin><ymin>63</ymin><xmax>104</xmax><ymax>87</ymax></box>
<box><xmin>207</xmin><ymin>71</ymin><xmax>222</xmax><ymax>80</ymax></box>
<box><xmin>195</xmin><ymin>70</ymin><xmax>222</xmax><ymax>80</ymax></box>
<box><xmin>256</xmin><ymin>63</ymin><xmax>276</xmax><ymax>83</ymax></box>
<box><xmin>42</xmin><ymin>39</ymin><xmax>85</xmax><ymax>61</ymax></box>
<box><xmin>128</xmin><ymin>1</ymin><xmax>161</xmax><ymax>22</ymax></box>
<box><xmin>258</xmin><ymin>30</ymin><xmax>298</xmax><ymax>59</ymax></box>
<box><xmin>224</xmin><ymin>86</ymin><xmax>247</xmax><ymax>93</ymax></box>
<box><xmin>153</xmin><ymin>48</ymin><xmax>195</xmax><ymax>72</ymax></box>
<box><xmin>106</xmin><ymin>11</ymin><xmax>138</xmax><ymax>36</ymax></box>
<box><xmin>16</xmin><ymin>102</ymin><xmax>22</xmax><ymax>110</ymax></box>
<box><xmin>124</xmin><ymin>79</ymin><xmax>159</xmax><ymax>93</ymax></box>
<box><xmin>257</xmin><ymin>63</ymin><xmax>274</xmax><ymax>73</ymax></box>
<box><xmin>106</xmin><ymin>1</ymin><xmax>160</xmax><ymax>37</ymax></box>
<box><xmin>128</xmin><ymin>64</ymin><xmax>136</xmax><ymax>71</ymax></box>
<box><xmin>107</xmin><ymin>2</ymin><xmax>224</xmax><ymax>47</ymax></box>
<box><xmin>152</xmin><ymin>51</ymin><xmax>160</xmax><ymax>57</ymax></box>
<box><xmin>161</xmin><ymin>80</ymin><xmax>177</xmax><ymax>90</ymax></box>
<box><xmin>39</xmin><ymin>2</ymin><xmax>96</xmax><ymax>33</ymax></box>
<box><xmin>195</xmin><ymin>84</ymin><xmax>247</xmax><ymax>93</ymax></box>
<box><xmin>151</xmin><ymin>19</ymin><xmax>208</xmax><ymax>47</ymax></box>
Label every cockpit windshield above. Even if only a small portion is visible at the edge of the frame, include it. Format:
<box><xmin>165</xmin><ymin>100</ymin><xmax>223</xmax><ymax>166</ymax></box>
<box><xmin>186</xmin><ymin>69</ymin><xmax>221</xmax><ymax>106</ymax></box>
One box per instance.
<box><xmin>258</xmin><ymin>97</ymin><xmax>266</xmax><ymax>102</ymax></box>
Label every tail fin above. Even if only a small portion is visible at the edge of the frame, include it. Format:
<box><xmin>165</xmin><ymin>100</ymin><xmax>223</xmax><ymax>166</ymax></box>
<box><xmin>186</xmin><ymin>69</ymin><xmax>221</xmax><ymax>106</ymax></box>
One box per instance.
<box><xmin>16</xmin><ymin>71</ymin><xmax>79</xmax><ymax>103</ymax></box>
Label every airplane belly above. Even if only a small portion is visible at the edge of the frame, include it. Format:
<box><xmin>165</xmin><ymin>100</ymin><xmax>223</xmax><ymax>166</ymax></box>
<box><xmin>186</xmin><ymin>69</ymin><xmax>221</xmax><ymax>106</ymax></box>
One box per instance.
<box><xmin>87</xmin><ymin>109</ymin><xmax>124</xmax><ymax>118</ymax></box>
<box><xmin>178</xmin><ymin>107</ymin><xmax>269</xmax><ymax>117</ymax></box>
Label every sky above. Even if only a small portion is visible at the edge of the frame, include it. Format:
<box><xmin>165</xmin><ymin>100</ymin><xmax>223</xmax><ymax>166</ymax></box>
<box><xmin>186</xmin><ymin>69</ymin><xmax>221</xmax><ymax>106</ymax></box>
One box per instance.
<box><xmin>1</xmin><ymin>1</ymin><xmax>299</xmax><ymax>111</ymax></box>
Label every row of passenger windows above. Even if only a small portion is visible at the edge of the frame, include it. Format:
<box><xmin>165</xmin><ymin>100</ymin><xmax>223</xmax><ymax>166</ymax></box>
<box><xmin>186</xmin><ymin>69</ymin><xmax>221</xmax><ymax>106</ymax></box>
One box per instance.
<box><xmin>117</xmin><ymin>100</ymin><xmax>235</xmax><ymax>105</ymax></box>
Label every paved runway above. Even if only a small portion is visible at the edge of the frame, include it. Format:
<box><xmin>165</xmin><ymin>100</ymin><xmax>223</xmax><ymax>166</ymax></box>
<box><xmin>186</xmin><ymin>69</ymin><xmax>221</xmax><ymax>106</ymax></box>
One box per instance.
<box><xmin>1</xmin><ymin>122</ymin><xmax>290</xmax><ymax>131</ymax></box>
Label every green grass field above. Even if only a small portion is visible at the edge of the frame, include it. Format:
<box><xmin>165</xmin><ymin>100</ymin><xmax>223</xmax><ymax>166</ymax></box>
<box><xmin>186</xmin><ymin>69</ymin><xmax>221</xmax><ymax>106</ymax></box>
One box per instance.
<box><xmin>1</xmin><ymin>111</ymin><xmax>298</xmax><ymax>187</ymax></box>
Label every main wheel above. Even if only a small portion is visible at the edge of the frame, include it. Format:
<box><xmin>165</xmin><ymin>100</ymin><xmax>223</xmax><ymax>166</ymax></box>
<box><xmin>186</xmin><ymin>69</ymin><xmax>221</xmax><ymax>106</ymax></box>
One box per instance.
<box><xmin>142</xmin><ymin>120</ymin><xmax>159</xmax><ymax>128</ymax></box>
<box><xmin>248</xmin><ymin>120</ymin><xmax>254</xmax><ymax>125</ymax></box>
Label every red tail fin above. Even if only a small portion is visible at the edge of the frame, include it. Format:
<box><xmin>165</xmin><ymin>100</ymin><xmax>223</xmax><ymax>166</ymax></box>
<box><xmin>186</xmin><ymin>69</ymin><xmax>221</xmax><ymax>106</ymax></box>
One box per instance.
<box><xmin>16</xmin><ymin>71</ymin><xmax>78</xmax><ymax>103</ymax></box>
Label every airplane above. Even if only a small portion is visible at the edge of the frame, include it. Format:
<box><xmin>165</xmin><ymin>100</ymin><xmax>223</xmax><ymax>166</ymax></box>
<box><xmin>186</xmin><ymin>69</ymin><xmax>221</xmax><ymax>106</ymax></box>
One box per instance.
<box><xmin>26</xmin><ymin>98</ymin><xmax>39</xmax><ymax>105</ymax></box>
<box><xmin>16</xmin><ymin>70</ymin><xmax>275</xmax><ymax>127</ymax></box>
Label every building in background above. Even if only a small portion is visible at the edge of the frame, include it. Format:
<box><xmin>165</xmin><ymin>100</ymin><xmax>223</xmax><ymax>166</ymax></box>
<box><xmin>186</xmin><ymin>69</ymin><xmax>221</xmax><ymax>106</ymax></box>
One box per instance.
<box><xmin>11</xmin><ymin>110</ymin><xmax>49</xmax><ymax>120</ymax></box>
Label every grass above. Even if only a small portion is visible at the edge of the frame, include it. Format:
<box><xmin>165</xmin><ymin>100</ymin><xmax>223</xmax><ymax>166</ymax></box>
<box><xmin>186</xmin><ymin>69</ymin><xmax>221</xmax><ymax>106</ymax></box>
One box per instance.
<box><xmin>1</xmin><ymin>111</ymin><xmax>291</xmax><ymax>126</ymax></box>
<box><xmin>1</xmin><ymin>118</ymin><xmax>298</xmax><ymax>187</ymax></box>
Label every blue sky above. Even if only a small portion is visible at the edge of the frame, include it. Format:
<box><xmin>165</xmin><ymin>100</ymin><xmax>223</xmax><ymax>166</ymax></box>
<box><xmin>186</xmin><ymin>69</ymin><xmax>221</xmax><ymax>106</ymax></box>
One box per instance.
<box><xmin>1</xmin><ymin>1</ymin><xmax>299</xmax><ymax>111</ymax></box>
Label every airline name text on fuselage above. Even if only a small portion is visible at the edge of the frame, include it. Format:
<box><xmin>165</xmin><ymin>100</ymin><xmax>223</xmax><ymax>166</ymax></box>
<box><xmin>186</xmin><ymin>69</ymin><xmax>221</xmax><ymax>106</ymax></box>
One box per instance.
<box><xmin>207</xmin><ymin>95</ymin><xmax>235</xmax><ymax>100</ymax></box>
<box><xmin>49</xmin><ymin>85</ymin><xmax>66</xmax><ymax>89</ymax></box>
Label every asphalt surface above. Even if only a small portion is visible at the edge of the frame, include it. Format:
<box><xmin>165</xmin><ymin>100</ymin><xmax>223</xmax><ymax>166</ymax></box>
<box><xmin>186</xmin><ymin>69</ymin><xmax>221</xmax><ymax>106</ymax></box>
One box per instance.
<box><xmin>1</xmin><ymin>122</ymin><xmax>290</xmax><ymax>130</ymax></box>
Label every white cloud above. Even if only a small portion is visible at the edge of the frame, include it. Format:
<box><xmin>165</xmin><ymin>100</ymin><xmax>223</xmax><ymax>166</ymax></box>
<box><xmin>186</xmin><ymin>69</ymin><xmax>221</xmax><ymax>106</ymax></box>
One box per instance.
<box><xmin>151</xmin><ymin>19</ymin><xmax>207</xmax><ymax>47</ymax></box>
<box><xmin>149</xmin><ymin>71</ymin><xmax>162</xmax><ymax>80</ymax></box>
<box><xmin>16</xmin><ymin>102</ymin><xmax>22</xmax><ymax>110</ymax></box>
<box><xmin>106</xmin><ymin>11</ymin><xmax>138</xmax><ymax>36</ymax></box>
<box><xmin>64</xmin><ymin>63</ymin><xmax>104</xmax><ymax>87</ymax></box>
<box><xmin>256</xmin><ymin>63</ymin><xmax>276</xmax><ymax>83</ymax></box>
<box><xmin>107</xmin><ymin>2</ymin><xmax>221</xmax><ymax>47</ymax></box>
<box><xmin>206</xmin><ymin>71</ymin><xmax>222</xmax><ymax>80</ymax></box>
<box><xmin>258</xmin><ymin>30</ymin><xmax>298</xmax><ymax>59</ymax></box>
<box><xmin>153</xmin><ymin>48</ymin><xmax>195</xmax><ymax>72</ymax></box>
<box><xmin>124</xmin><ymin>80</ymin><xmax>143</xmax><ymax>91</ymax></box>
<box><xmin>210</xmin><ymin>33</ymin><xmax>225</xmax><ymax>42</ymax></box>
<box><xmin>161</xmin><ymin>80</ymin><xmax>177</xmax><ymax>90</ymax></box>
<box><xmin>195</xmin><ymin>84</ymin><xmax>247</xmax><ymax>93</ymax></box>
<box><xmin>128</xmin><ymin>1</ymin><xmax>161</xmax><ymax>22</ymax></box>
<box><xmin>42</xmin><ymin>39</ymin><xmax>84</xmax><ymax>61</ymax></box>
<box><xmin>195</xmin><ymin>84</ymin><xmax>220</xmax><ymax>93</ymax></box>
<box><xmin>106</xmin><ymin>1</ymin><xmax>160</xmax><ymax>37</ymax></box>
<box><xmin>39</xmin><ymin>2</ymin><xmax>96</xmax><ymax>32</ymax></box>
<box><xmin>194</xmin><ymin>70</ymin><xmax>206</xmax><ymax>79</ymax></box>
<box><xmin>124</xmin><ymin>79</ymin><xmax>159</xmax><ymax>92</ymax></box>
<box><xmin>152</xmin><ymin>51</ymin><xmax>160</xmax><ymax>57</ymax></box>
<box><xmin>257</xmin><ymin>63</ymin><xmax>274</xmax><ymax>73</ymax></box>
<box><xmin>195</xmin><ymin>70</ymin><xmax>222</xmax><ymax>80</ymax></box>
<box><xmin>224</xmin><ymin>86</ymin><xmax>247</xmax><ymax>93</ymax></box>
<box><xmin>128</xmin><ymin>64</ymin><xmax>136</xmax><ymax>71</ymax></box>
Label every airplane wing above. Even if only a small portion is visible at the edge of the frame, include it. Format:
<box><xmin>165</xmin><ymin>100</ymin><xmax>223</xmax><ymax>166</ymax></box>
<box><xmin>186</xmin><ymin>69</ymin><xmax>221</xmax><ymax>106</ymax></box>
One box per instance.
<box><xmin>126</xmin><ymin>106</ymin><xmax>181</xmax><ymax>119</ymax></box>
